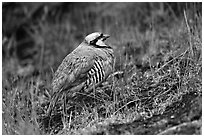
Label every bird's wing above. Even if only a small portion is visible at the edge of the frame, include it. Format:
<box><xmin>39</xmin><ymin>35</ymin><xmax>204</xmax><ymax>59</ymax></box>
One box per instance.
<box><xmin>52</xmin><ymin>54</ymin><xmax>96</xmax><ymax>93</ymax></box>
<box><xmin>47</xmin><ymin>54</ymin><xmax>96</xmax><ymax>117</ymax></box>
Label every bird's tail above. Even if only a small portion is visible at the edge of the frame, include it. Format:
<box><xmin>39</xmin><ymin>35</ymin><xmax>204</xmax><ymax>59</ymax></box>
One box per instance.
<box><xmin>46</xmin><ymin>89</ymin><xmax>63</xmax><ymax>117</ymax></box>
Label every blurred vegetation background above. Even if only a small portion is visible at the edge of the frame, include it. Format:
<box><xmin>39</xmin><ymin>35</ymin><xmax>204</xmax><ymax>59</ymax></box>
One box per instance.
<box><xmin>2</xmin><ymin>2</ymin><xmax>202</xmax><ymax>135</ymax></box>
<box><xmin>2</xmin><ymin>2</ymin><xmax>201</xmax><ymax>75</ymax></box>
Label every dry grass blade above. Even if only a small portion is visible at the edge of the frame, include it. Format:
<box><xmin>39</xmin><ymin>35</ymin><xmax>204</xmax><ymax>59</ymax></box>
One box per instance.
<box><xmin>183</xmin><ymin>10</ymin><xmax>194</xmax><ymax>57</ymax></box>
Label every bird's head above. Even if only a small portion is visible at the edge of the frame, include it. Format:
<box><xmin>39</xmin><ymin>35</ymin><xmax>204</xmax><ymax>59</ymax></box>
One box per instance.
<box><xmin>84</xmin><ymin>32</ymin><xmax>111</xmax><ymax>48</ymax></box>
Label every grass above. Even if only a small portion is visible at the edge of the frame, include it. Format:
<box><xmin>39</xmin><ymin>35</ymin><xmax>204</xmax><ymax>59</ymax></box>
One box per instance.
<box><xmin>2</xmin><ymin>2</ymin><xmax>202</xmax><ymax>135</ymax></box>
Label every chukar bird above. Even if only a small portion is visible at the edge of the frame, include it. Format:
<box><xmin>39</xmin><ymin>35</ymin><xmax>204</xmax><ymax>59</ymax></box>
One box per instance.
<box><xmin>47</xmin><ymin>32</ymin><xmax>114</xmax><ymax>116</ymax></box>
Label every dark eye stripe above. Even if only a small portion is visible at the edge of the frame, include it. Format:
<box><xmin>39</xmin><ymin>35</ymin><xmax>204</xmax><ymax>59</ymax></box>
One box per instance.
<box><xmin>90</xmin><ymin>39</ymin><xmax>97</xmax><ymax>45</ymax></box>
<box><xmin>90</xmin><ymin>33</ymin><xmax>103</xmax><ymax>45</ymax></box>
<box><xmin>99</xmin><ymin>33</ymin><xmax>103</xmax><ymax>38</ymax></box>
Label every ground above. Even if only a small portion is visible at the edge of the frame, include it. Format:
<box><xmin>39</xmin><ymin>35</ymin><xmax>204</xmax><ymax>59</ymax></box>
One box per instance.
<box><xmin>90</xmin><ymin>92</ymin><xmax>202</xmax><ymax>135</ymax></box>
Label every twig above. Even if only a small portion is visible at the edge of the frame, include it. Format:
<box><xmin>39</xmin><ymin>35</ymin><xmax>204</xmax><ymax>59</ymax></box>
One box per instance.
<box><xmin>111</xmin><ymin>58</ymin><xmax>117</xmax><ymax>112</ymax></box>
<box><xmin>74</xmin><ymin>91</ymin><xmax>103</xmax><ymax>102</ymax></box>
<box><xmin>154</xmin><ymin>48</ymin><xmax>189</xmax><ymax>74</ymax></box>
<box><xmin>68</xmin><ymin>111</ymin><xmax>72</xmax><ymax>130</ymax></box>
<box><xmin>113</xmin><ymin>98</ymin><xmax>140</xmax><ymax>115</ymax></box>
<box><xmin>184</xmin><ymin>10</ymin><xmax>194</xmax><ymax>57</ymax></box>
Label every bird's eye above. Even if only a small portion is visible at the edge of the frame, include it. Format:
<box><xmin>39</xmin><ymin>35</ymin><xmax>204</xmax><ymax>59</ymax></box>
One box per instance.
<box><xmin>89</xmin><ymin>33</ymin><xmax>103</xmax><ymax>45</ymax></box>
<box><xmin>90</xmin><ymin>39</ymin><xmax>97</xmax><ymax>45</ymax></box>
<box><xmin>90</xmin><ymin>40</ymin><xmax>94</xmax><ymax>45</ymax></box>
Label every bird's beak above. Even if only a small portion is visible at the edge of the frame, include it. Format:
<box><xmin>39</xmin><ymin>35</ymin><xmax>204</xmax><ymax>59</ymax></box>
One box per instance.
<box><xmin>102</xmin><ymin>34</ymin><xmax>110</xmax><ymax>41</ymax></box>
